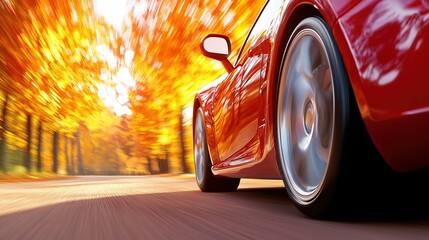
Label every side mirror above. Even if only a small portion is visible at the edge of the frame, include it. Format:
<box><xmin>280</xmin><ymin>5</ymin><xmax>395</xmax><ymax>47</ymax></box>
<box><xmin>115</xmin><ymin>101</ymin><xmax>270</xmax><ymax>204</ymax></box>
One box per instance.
<box><xmin>200</xmin><ymin>34</ymin><xmax>234</xmax><ymax>73</ymax></box>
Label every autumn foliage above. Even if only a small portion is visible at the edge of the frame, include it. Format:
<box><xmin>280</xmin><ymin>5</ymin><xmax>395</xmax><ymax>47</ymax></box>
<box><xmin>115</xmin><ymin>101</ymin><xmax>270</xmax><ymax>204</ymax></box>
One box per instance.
<box><xmin>0</xmin><ymin>0</ymin><xmax>265</xmax><ymax>175</ymax></box>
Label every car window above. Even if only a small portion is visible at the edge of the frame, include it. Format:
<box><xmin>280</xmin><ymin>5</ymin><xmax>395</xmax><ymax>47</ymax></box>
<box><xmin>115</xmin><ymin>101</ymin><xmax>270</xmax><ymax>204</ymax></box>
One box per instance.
<box><xmin>235</xmin><ymin>0</ymin><xmax>282</xmax><ymax>66</ymax></box>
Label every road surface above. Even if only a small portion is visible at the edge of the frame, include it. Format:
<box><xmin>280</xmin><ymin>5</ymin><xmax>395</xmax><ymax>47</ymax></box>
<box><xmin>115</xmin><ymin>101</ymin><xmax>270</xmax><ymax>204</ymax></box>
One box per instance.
<box><xmin>0</xmin><ymin>175</ymin><xmax>428</xmax><ymax>240</ymax></box>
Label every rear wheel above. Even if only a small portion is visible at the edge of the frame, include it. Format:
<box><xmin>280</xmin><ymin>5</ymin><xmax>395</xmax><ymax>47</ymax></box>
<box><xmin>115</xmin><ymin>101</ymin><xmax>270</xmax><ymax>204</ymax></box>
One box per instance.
<box><xmin>276</xmin><ymin>17</ymin><xmax>352</xmax><ymax>218</ymax></box>
<box><xmin>194</xmin><ymin>108</ymin><xmax>240</xmax><ymax>192</ymax></box>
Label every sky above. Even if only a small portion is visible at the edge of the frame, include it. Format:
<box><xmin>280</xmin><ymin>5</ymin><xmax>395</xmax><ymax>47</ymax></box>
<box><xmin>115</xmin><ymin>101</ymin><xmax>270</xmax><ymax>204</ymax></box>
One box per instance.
<box><xmin>94</xmin><ymin>0</ymin><xmax>135</xmax><ymax>116</ymax></box>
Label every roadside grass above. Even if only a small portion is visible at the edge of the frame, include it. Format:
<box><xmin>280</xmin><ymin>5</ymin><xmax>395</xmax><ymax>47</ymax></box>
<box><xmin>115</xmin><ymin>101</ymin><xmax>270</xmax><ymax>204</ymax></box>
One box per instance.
<box><xmin>0</xmin><ymin>172</ymin><xmax>72</xmax><ymax>183</ymax></box>
<box><xmin>0</xmin><ymin>149</ymin><xmax>72</xmax><ymax>183</ymax></box>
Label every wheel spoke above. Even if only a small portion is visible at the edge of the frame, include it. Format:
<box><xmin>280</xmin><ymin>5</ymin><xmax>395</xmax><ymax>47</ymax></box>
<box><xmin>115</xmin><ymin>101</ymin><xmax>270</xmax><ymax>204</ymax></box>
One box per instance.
<box><xmin>296</xmin><ymin>152</ymin><xmax>311</xmax><ymax>188</ymax></box>
<box><xmin>307</xmin><ymin>139</ymin><xmax>326</xmax><ymax>185</ymax></box>
<box><xmin>294</xmin><ymin>133</ymin><xmax>326</xmax><ymax>191</ymax></box>
<box><xmin>314</xmin><ymin>131</ymin><xmax>330</xmax><ymax>164</ymax></box>
<box><xmin>320</xmin><ymin>63</ymin><xmax>331</xmax><ymax>91</ymax></box>
<box><xmin>296</xmin><ymin>38</ymin><xmax>317</xmax><ymax>76</ymax></box>
<box><xmin>315</xmin><ymin>79</ymin><xmax>333</xmax><ymax>149</ymax></box>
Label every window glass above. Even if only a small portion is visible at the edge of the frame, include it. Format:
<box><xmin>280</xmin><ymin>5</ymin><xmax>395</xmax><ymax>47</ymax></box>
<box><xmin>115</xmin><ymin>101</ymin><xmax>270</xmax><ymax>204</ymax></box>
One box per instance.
<box><xmin>235</xmin><ymin>0</ymin><xmax>282</xmax><ymax>65</ymax></box>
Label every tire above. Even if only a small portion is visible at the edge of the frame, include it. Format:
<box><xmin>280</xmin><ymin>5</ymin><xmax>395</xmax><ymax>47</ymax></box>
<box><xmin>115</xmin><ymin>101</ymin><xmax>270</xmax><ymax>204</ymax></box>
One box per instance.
<box><xmin>276</xmin><ymin>17</ymin><xmax>354</xmax><ymax>218</ymax></box>
<box><xmin>194</xmin><ymin>108</ymin><xmax>240</xmax><ymax>192</ymax></box>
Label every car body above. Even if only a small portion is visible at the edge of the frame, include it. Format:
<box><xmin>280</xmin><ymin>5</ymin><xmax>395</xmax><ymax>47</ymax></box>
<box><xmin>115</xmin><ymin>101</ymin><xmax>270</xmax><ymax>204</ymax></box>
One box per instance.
<box><xmin>193</xmin><ymin>0</ymin><xmax>429</xmax><ymax>218</ymax></box>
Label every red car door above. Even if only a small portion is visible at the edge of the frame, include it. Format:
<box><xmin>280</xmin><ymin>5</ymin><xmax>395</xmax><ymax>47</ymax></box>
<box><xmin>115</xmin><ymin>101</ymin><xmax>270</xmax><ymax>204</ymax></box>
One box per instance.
<box><xmin>213</xmin><ymin>1</ymin><xmax>279</xmax><ymax>165</ymax></box>
<box><xmin>212</xmin><ymin>67</ymin><xmax>243</xmax><ymax>162</ymax></box>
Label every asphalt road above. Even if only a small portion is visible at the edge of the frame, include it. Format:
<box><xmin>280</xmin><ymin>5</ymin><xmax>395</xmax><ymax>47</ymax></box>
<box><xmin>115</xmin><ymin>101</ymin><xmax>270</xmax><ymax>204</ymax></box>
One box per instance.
<box><xmin>0</xmin><ymin>175</ymin><xmax>428</xmax><ymax>240</ymax></box>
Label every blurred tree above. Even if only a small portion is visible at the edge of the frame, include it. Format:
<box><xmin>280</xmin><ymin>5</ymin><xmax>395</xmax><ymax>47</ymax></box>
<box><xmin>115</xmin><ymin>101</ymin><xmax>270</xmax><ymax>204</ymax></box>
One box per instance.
<box><xmin>76</xmin><ymin>125</ymin><xmax>84</xmax><ymax>174</ymax></box>
<box><xmin>0</xmin><ymin>0</ymin><xmax>266</xmax><ymax>175</ymax></box>
<box><xmin>0</xmin><ymin>94</ymin><xmax>9</xmax><ymax>172</ymax></box>
<box><xmin>127</xmin><ymin>77</ymin><xmax>173</xmax><ymax>174</ymax></box>
<box><xmin>52</xmin><ymin>131</ymin><xmax>59</xmax><ymax>173</ymax></box>
<box><xmin>117</xmin><ymin>115</ymin><xmax>133</xmax><ymax>157</ymax></box>
<box><xmin>64</xmin><ymin>137</ymin><xmax>70</xmax><ymax>174</ymax></box>
<box><xmin>0</xmin><ymin>0</ymin><xmax>112</xmax><ymax>173</ymax></box>
<box><xmin>84</xmin><ymin>109</ymin><xmax>125</xmax><ymax>174</ymax></box>
<box><xmin>24</xmin><ymin>114</ymin><xmax>32</xmax><ymax>172</ymax></box>
<box><xmin>70</xmin><ymin>138</ymin><xmax>76</xmax><ymax>174</ymax></box>
<box><xmin>178</xmin><ymin>109</ymin><xmax>189</xmax><ymax>173</ymax></box>
<box><xmin>36</xmin><ymin>119</ymin><xmax>43</xmax><ymax>172</ymax></box>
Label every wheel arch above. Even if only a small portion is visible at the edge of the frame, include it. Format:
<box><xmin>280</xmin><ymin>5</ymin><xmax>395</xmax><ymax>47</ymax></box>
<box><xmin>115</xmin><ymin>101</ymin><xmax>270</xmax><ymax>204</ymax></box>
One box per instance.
<box><xmin>192</xmin><ymin>93</ymin><xmax>220</xmax><ymax>166</ymax></box>
<box><xmin>268</xmin><ymin>1</ymin><xmax>366</xmax><ymax>142</ymax></box>
<box><xmin>192</xmin><ymin>97</ymin><xmax>201</xmax><ymax>137</ymax></box>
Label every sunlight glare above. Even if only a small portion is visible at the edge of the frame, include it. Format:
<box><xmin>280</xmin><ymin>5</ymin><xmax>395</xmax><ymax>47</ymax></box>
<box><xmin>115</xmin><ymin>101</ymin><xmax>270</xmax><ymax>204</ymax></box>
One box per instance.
<box><xmin>94</xmin><ymin>0</ymin><xmax>128</xmax><ymax>29</ymax></box>
<box><xmin>98</xmin><ymin>67</ymin><xmax>135</xmax><ymax>116</ymax></box>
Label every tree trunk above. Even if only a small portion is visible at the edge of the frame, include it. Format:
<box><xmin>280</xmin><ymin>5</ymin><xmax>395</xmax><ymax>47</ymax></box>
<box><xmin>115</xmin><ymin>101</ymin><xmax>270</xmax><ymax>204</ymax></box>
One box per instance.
<box><xmin>64</xmin><ymin>137</ymin><xmax>69</xmax><ymax>174</ymax></box>
<box><xmin>146</xmin><ymin>156</ymin><xmax>153</xmax><ymax>174</ymax></box>
<box><xmin>157</xmin><ymin>156</ymin><xmax>162</xmax><ymax>174</ymax></box>
<box><xmin>70</xmin><ymin>139</ymin><xmax>75</xmax><ymax>175</ymax></box>
<box><xmin>178</xmin><ymin>111</ymin><xmax>189</xmax><ymax>173</ymax></box>
<box><xmin>36</xmin><ymin>120</ymin><xmax>43</xmax><ymax>172</ymax></box>
<box><xmin>24</xmin><ymin>114</ymin><xmax>32</xmax><ymax>172</ymax></box>
<box><xmin>52</xmin><ymin>131</ymin><xmax>59</xmax><ymax>173</ymax></box>
<box><xmin>164</xmin><ymin>146</ymin><xmax>169</xmax><ymax>173</ymax></box>
<box><xmin>0</xmin><ymin>94</ymin><xmax>9</xmax><ymax>172</ymax></box>
<box><xmin>76</xmin><ymin>130</ymin><xmax>83</xmax><ymax>174</ymax></box>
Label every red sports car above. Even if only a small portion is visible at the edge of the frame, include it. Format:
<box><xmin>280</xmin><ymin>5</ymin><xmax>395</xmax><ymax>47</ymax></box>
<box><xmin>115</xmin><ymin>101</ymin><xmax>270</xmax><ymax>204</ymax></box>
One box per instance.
<box><xmin>193</xmin><ymin>0</ymin><xmax>429</xmax><ymax>218</ymax></box>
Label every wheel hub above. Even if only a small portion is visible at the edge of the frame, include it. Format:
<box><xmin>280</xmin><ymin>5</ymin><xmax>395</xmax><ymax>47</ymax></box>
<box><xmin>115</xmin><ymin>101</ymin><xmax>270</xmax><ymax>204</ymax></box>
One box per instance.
<box><xmin>304</xmin><ymin>100</ymin><xmax>315</xmax><ymax>135</ymax></box>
